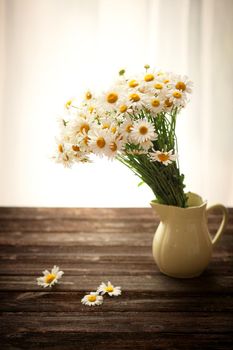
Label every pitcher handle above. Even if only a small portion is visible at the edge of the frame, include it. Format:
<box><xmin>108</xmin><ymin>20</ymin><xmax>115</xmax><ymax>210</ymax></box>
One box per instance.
<box><xmin>206</xmin><ymin>204</ymin><xmax>228</xmax><ymax>246</ymax></box>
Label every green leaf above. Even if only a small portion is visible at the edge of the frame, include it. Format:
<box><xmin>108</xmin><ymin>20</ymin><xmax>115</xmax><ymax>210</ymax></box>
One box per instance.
<box><xmin>138</xmin><ymin>181</ymin><xmax>145</xmax><ymax>187</ymax></box>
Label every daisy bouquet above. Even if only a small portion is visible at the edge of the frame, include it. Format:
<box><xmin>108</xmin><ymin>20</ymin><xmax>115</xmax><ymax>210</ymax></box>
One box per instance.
<box><xmin>53</xmin><ymin>65</ymin><xmax>193</xmax><ymax>207</ymax></box>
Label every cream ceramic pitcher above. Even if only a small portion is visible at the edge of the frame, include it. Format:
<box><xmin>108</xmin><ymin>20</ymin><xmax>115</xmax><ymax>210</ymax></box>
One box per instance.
<box><xmin>150</xmin><ymin>192</ymin><xmax>228</xmax><ymax>278</ymax></box>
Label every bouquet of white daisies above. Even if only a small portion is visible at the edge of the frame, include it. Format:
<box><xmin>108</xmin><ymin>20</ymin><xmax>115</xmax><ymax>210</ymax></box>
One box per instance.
<box><xmin>53</xmin><ymin>65</ymin><xmax>193</xmax><ymax>207</ymax></box>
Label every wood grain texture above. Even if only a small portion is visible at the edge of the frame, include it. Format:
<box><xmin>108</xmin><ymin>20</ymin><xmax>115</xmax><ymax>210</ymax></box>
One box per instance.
<box><xmin>0</xmin><ymin>207</ymin><xmax>232</xmax><ymax>349</ymax></box>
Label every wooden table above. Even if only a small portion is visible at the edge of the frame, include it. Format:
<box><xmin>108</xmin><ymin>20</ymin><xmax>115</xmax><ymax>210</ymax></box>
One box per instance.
<box><xmin>0</xmin><ymin>207</ymin><xmax>232</xmax><ymax>349</ymax></box>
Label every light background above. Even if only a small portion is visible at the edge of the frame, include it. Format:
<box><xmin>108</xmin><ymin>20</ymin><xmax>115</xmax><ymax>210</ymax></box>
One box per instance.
<box><xmin>0</xmin><ymin>0</ymin><xmax>233</xmax><ymax>207</ymax></box>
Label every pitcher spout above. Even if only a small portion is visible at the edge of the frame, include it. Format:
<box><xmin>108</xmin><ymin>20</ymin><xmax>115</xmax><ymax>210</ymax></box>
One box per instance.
<box><xmin>150</xmin><ymin>192</ymin><xmax>205</xmax><ymax>221</ymax></box>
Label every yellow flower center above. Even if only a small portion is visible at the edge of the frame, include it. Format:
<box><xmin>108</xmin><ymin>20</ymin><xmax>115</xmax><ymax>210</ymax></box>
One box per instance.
<box><xmin>106</xmin><ymin>286</ymin><xmax>114</xmax><ymax>292</ymax></box>
<box><xmin>139</xmin><ymin>126</ymin><xmax>148</xmax><ymax>135</ymax></box>
<box><xmin>111</xmin><ymin>126</ymin><xmax>117</xmax><ymax>133</ymax></box>
<box><xmin>107</xmin><ymin>92</ymin><xmax>118</xmax><ymax>103</ymax></box>
<box><xmin>175</xmin><ymin>81</ymin><xmax>186</xmax><ymax>91</ymax></box>
<box><xmin>129</xmin><ymin>93</ymin><xmax>140</xmax><ymax>102</ymax></box>
<box><xmin>102</xmin><ymin>123</ymin><xmax>110</xmax><ymax>129</ymax></box>
<box><xmin>58</xmin><ymin>144</ymin><xmax>63</xmax><ymax>153</ymax></box>
<box><xmin>128</xmin><ymin>79</ymin><xmax>139</xmax><ymax>88</ymax></box>
<box><xmin>45</xmin><ymin>274</ymin><xmax>56</xmax><ymax>284</ymax></box>
<box><xmin>96</xmin><ymin>137</ymin><xmax>106</xmax><ymax>148</ymax></box>
<box><xmin>163</xmin><ymin>79</ymin><xmax>170</xmax><ymax>84</ymax></box>
<box><xmin>144</xmin><ymin>74</ymin><xmax>154</xmax><ymax>82</ymax></box>
<box><xmin>88</xmin><ymin>295</ymin><xmax>97</xmax><ymax>302</ymax></box>
<box><xmin>154</xmin><ymin>83</ymin><xmax>163</xmax><ymax>90</ymax></box>
<box><xmin>85</xmin><ymin>91</ymin><xmax>92</xmax><ymax>100</ymax></box>
<box><xmin>83</xmin><ymin>136</ymin><xmax>89</xmax><ymax>145</ymax></box>
<box><xmin>165</xmin><ymin>99</ymin><xmax>173</xmax><ymax>107</ymax></box>
<box><xmin>80</xmin><ymin>123</ymin><xmax>90</xmax><ymax>134</ymax></box>
<box><xmin>110</xmin><ymin>142</ymin><xmax>117</xmax><ymax>152</ymax></box>
<box><xmin>173</xmin><ymin>91</ymin><xmax>182</xmax><ymax>99</ymax></box>
<box><xmin>158</xmin><ymin>153</ymin><xmax>169</xmax><ymax>162</ymax></box>
<box><xmin>119</xmin><ymin>104</ymin><xmax>128</xmax><ymax>113</ymax></box>
<box><xmin>88</xmin><ymin>106</ymin><xmax>94</xmax><ymax>113</ymax></box>
<box><xmin>72</xmin><ymin>145</ymin><xmax>80</xmax><ymax>152</ymax></box>
<box><xmin>126</xmin><ymin>124</ymin><xmax>133</xmax><ymax>133</ymax></box>
<box><xmin>65</xmin><ymin>99</ymin><xmax>72</xmax><ymax>109</ymax></box>
<box><xmin>151</xmin><ymin>99</ymin><xmax>160</xmax><ymax>107</ymax></box>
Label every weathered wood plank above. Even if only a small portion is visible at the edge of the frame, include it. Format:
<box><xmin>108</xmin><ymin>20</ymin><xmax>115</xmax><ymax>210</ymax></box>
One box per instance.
<box><xmin>0</xmin><ymin>221</ymin><xmax>232</xmax><ymax>234</ymax></box>
<box><xmin>0</xmin><ymin>229</ymin><xmax>232</xmax><ymax>246</ymax></box>
<box><xmin>0</xmin><ymin>260</ymin><xmax>232</xmax><ymax>277</ymax></box>
<box><xmin>0</xmin><ymin>253</ymin><xmax>231</xmax><ymax>266</ymax></box>
<box><xmin>0</xmin><ymin>291</ymin><xmax>232</xmax><ymax>313</ymax></box>
<box><xmin>0</xmin><ymin>231</ymin><xmax>154</xmax><ymax>246</ymax></box>
<box><xmin>0</xmin><ymin>207</ymin><xmax>155</xmax><ymax>221</ymax></box>
<box><xmin>0</xmin><ymin>245</ymin><xmax>231</xmax><ymax>264</ymax></box>
<box><xmin>0</xmin><ymin>275</ymin><xmax>232</xmax><ymax>293</ymax></box>
<box><xmin>0</xmin><ymin>219</ymin><xmax>232</xmax><ymax>236</ymax></box>
<box><xmin>0</xmin><ymin>240</ymin><xmax>231</xmax><ymax>253</ymax></box>
<box><xmin>0</xmin><ymin>219</ymin><xmax>156</xmax><ymax>233</ymax></box>
<box><xmin>0</xmin><ymin>312</ymin><xmax>232</xmax><ymax>334</ymax></box>
<box><xmin>1</xmin><ymin>333</ymin><xmax>233</xmax><ymax>350</ymax></box>
<box><xmin>0</xmin><ymin>206</ymin><xmax>232</xmax><ymax>219</ymax></box>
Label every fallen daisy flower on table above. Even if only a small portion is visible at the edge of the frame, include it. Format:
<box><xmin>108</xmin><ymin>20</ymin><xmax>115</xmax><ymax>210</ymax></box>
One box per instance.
<box><xmin>97</xmin><ymin>281</ymin><xmax>121</xmax><ymax>296</ymax></box>
<box><xmin>81</xmin><ymin>292</ymin><xmax>103</xmax><ymax>306</ymax></box>
<box><xmin>37</xmin><ymin>265</ymin><xmax>64</xmax><ymax>288</ymax></box>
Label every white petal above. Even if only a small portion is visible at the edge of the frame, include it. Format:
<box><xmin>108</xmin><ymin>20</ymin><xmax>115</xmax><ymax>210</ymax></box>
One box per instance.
<box><xmin>56</xmin><ymin>271</ymin><xmax>64</xmax><ymax>279</ymax></box>
<box><xmin>43</xmin><ymin>270</ymin><xmax>50</xmax><ymax>276</ymax></box>
<box><xmin>52</xmin><ymin>266</ymin><xmax>59</xmax><ymax>274</ymax></box>
<box><xmin>37</xmin><ymin>277</ymin><xmax>45</xmax><ymax>285</ymax></box>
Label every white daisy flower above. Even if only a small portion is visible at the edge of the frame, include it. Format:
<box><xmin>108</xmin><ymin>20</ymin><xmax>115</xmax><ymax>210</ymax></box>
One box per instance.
<box><xmin>119</xmin><ymin>117</ymin><xmax>134</xmax><ymax>139</ymax></box>
<box><xmin>127</xmin><ymin>77</ymin><xmax>140</xmax><ymax>89</ymax></box>
<box><xmin>100</xmin><ymin>118</ymin><xmax>119</xmax><ymax>135</ymax></box>
<box><xmin>52</xmin><ymin>141</ymin><xmax>74</xmax><ymax>168</ymax></box>
<box><xmin>98</xmin><ymin>88</ymin><xmax>124</xmax><ymax>113</ymax></box>
<box><xmin>69</xmin><ymin>144</ymin><xmax>91</xmax><ymax>163</ymax></box>
<box><xmin>149</xmin><ymin>150</ymin><xmax>177</xmax><ymax>166</ymax></box>
<box><xmin>145</xmin><ymin>96</ymin><xmax>164</xmax><ymax>115</ymax></box>
<box><xmin>168</xmin><ymin>89</ymin><xmax>187</xmax><ymax>108</ymax></box>
<box><xmin>67</xmin><ymin>115</ymin><xmax>94</xmax><ymax>143</ymax></box>
<box><xmin>127</xmin><ymin>91</ymin><xmax>144</xmax><ymax>110</ymax></box>
<box><xmin>105</xmin><ymin>136</ymin><xmax>124</xmax><ymax>159</ymax></box>
<box><xmin>131</xmin><ymin>119</ymin><xmax>157</xmax><ymax>143</ymax></box>
<box><xmin>37</xmin><ymin>265</ymin><xmax>64</xmax><ymax>288</ymax></box>
<box><xmin>163</xmin><ymin>97</ymin><xmax>174</xmax><ymax>111</ymax></box>
<box><xmin>116</xmin><ymin>99</ymin><xmax>133</xmax><ymax>118</ymax></box>
<box><xmin>172</xmin><ymin>75</ymin><xmax>193</xmax><ymax>93</ymax></box>
<box><xmin>83</xmin><ymin>90</ymin><xmax>94</xmax><ymax>102</ymax></box>
<box><xmin>140</xmin><ymin>139</ymin><xmax>154</xmax><ymax>151</ymax></box>
<box><xmin>153</xmin><ymin>81</ymin><xmax>166</xmax><ymax>93</ymax></box>
<box><xmin>97</xmin><ymin>281</ymin><xmax>121</xmax><ymax>296</ymax></box>
<box><xmin>143</xmin><ymin>72</ymin><xmax>156</xmax><ymax>83</ymax></box>
<box><xmin>75</xmin><ymin>132</ymin><xmax>91</xmax><ymax>153</ymax></box>
<box><xmin>139</xmin><ymin>70</ymin><xmax>160</xmax><ymax>91</ymax></box>
<box><xmin>88</xmin><ymin>128</ymin><xmax>111</xmax><ymax>157</ymax></box>
<box><xmin>57</xmin><ymin>152</ymin><xmax>74</xmax><ymax>168</ymax></box>
<box><xmin>81</xmin><ymin>292</ymin><xmax>103</xmax><ymax>306</ymax></box>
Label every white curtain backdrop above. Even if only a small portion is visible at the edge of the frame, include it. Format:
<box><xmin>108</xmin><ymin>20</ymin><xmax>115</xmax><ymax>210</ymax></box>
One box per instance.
<box><xmin>0</xmin><ymin>0</ymin><xmax>233</xmax><ymax>207</ymax></box>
